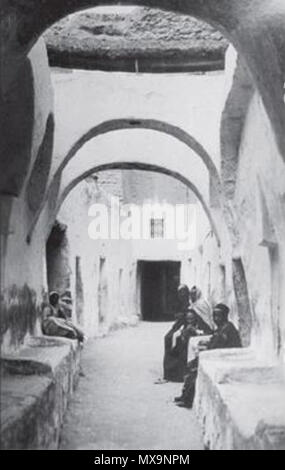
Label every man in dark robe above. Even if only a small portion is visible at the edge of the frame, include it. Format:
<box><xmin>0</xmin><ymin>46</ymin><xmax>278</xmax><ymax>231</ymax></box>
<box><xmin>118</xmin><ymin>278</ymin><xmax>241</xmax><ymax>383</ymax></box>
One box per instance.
<box><xmin>162</xmin><ymin>285</ymin><xmax>212</xmax><ymax>383</ymax></box>
<box><xmin>175</xmin><ymin>303</ymin><xmax>241</xmax><ymax>408</ymax></box>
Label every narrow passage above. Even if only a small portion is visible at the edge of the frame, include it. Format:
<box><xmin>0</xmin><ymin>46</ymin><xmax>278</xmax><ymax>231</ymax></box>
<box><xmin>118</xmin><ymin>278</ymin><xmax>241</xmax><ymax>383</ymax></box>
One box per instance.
<box><xmin>60</xmin><ymin>322</ymin><xmax>203</xmax><ymax>450</ymax></box>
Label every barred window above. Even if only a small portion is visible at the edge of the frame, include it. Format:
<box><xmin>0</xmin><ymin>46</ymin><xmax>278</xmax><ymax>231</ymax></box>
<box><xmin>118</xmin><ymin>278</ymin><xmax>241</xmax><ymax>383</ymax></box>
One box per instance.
<box><xmin>150</xmin><ymin>218</ymin><xmax>164</xmax><ymax>239</ymax></box>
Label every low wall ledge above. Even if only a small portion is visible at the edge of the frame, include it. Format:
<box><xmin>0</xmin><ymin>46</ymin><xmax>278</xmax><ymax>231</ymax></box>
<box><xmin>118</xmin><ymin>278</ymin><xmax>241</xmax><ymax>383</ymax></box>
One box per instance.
<box><xmin>195</xmin><ymin>348</ymin><xmax>285</xmax><ymax>450</ymax></box>
<box><xmin>0</xmin><ymin>336</ymin><xmax>81</xmax><ymax>450</ymax></box>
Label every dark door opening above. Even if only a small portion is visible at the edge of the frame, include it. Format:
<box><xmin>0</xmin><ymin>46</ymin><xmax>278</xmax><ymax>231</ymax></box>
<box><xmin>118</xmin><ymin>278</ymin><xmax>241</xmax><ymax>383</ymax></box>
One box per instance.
<box><xmin>139</xmin><ymin>261</ymin><xmax>181</xmax><ymax>322</ymax></box>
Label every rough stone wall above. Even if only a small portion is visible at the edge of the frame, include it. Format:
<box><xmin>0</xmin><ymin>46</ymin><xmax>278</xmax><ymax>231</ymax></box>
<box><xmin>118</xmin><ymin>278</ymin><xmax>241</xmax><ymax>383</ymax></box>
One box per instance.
<box><xmin>122</xmin><ymin>170</ymin><xmax>195</xmax><ymax>205</ymax></box>
<box><xmin>95</xmin><ymin>170</ymin><xmax>124</xmax><ymax>201</ymax></box>
<box><xmin>232</xmin><ymin>91</ymin><xmax>285</xmax><ymax>361</ymax></box>
<box><xmin>0</xmin><ymin>40</ymin><xmax>54</xmax><ymax>353</ymax></box>
<box><xmin>44</xmin><ymin>8</ymin><xmax>227</xmax><ymax>71</ymax></box>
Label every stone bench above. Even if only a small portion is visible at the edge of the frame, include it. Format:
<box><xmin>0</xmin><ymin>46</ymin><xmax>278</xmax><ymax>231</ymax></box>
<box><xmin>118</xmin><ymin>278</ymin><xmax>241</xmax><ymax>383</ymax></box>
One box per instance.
<box><xmin>194</xmin><ymin>348</ymin><xmax>285</xmax><ymax>450</ymax></box>
<box><xmin>0</xmin><ymin>336</ymin><xmax>81</xmax><ymax>450</ymax></box>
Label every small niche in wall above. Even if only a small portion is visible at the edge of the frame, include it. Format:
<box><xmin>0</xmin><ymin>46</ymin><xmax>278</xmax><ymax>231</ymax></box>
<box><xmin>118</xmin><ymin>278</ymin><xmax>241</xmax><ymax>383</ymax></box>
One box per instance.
<box><xmin>219</xmin><ymin>264</ymin><xmax>226</xmax><ymax>302</ymax></box>
<box><xmin>46</xmin><ymin>220</ymin><xmax>71</xmax><ymax>294</ymax></box>
<box><xmin>257</xmin><ymin>177</ymin><xmax>277</xmax><ymax>249</ymax></box>
<box><xmin>269</xmin><ymin>246</ymin><xmax>282</xmax><ymax>356</ymax></box>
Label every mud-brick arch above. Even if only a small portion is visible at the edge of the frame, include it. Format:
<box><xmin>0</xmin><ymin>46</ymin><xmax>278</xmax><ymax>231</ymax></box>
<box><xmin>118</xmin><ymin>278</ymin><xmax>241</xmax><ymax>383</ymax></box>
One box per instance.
<box><xmin>54</xmin><ymin>118</ymin><xmax>222</xmax><ymax>197</ymax></box>
<box><xmin>27</xmin><ymin>118</ymin><xmax>223</xmax><ymax>243</ymax></box>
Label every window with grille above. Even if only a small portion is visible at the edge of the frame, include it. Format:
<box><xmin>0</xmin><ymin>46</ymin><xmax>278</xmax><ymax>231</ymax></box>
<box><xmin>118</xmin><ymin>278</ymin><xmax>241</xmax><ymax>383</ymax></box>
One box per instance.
<box><xmin>150</xmin><ymin>218</ymin><xmax>164</xmax><ymax>239</ymax></box>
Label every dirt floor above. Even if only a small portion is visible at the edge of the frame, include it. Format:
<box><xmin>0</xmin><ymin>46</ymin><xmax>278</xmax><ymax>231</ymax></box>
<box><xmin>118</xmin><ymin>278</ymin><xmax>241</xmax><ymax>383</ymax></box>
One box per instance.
<box><xmin>59</xmin><ymin>322</ymin><xmax>203</xmax><ymax>450</ymax></box>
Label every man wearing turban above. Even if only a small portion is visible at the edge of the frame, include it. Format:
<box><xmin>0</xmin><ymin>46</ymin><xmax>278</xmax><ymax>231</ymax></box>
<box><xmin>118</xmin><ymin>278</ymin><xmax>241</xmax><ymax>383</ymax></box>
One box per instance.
<box><xmin>175</xmin><ymin>303</ymin><xmax>241</xmax><ymax>408</ymax></box>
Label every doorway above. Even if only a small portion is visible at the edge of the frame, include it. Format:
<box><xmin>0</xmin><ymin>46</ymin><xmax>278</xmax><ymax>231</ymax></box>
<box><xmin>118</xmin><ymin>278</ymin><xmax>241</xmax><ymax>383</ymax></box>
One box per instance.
<box><xmin>139</xmin><ymin>261</ymin><xmax>181</xmax><ymax>322</ymax></box>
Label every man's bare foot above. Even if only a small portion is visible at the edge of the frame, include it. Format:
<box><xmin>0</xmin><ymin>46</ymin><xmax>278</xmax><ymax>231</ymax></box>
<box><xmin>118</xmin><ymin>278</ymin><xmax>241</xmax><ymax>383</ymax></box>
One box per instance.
<box><xmin>175</xmin><ymin>401</ymin><xmax>193</xmax><ymax>409</ymax></box>
<box><xmin>154</xmin><ymin>378</ymin><xmax>168</xmax><ymax>385</ymax></box>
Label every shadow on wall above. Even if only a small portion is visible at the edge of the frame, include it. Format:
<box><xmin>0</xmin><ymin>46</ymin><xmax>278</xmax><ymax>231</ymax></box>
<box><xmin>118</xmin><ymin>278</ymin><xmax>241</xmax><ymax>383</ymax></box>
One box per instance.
<box><xmin>26</xmin><ymin>113</ymin><xmax>55</xmax><ymax>215</ymax></box>
<box><xmin>75</xmin><ymin>256</ymin><xmax>84</xmax><ymax>326</ymax></box>
<box><xmin>0</xmin><ymin>195</ymin><xmax>16</xmax><ymax>258</ymax></box>
<box><xmin>98</xmin><ymin>257</ymin><xmax>108</xmax><ymax>327</ymax></box>
<box><xmin>232</xmin><ymin>257</ymin><xmax>252</xmax><ymax>347</ymax></box>
<box><xmin>0</xmin><ymin>58</ymin><xmax>34</xmax><ymax>196</ymax></box>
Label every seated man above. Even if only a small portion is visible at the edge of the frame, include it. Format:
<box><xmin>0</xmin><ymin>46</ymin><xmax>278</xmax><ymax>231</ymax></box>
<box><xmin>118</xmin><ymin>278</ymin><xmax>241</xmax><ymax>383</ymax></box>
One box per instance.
<box><xmin>162</xmin><ymin>285</ymin><xmax>212</xmax><ymax>383</ymax></box>
<box><xmin>42</xmin><ymin>292</ymin><xmax>85</xmax><ymax>343</ymax></box>
<box><xmin>189</xmin><ymin>285</ymin><xmax>213</xmax><ymax>330</ymax></box>
<box><xmin>175</xmin><ymin>303</ymin><xmax>241</xmax><ymax>408</ymax></box>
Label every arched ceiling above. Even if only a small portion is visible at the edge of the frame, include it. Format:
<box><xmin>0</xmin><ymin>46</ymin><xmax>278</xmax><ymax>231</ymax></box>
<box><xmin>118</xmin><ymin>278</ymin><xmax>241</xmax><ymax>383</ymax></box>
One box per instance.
<box><xmin>26</xmin><ymin>119</ymin><xmax>222</xmax><ymax>243</ymax></box>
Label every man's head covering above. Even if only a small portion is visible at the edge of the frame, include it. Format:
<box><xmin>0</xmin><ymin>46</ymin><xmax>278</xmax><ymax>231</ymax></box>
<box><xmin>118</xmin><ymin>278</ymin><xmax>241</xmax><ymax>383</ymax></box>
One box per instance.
<box><xmin>190</xmin><ymin>285</ymin><xmax>202</xmax><ymax>301</ymax></box>
<box><xmin>214</xmin><ymin>303</ymin><xmax>230</xmax><ymax>319</ymax></box>
<box><xmin>178</xmin><ymin>284</ymin><xmax>190</xmax><ymax>294</ymax></box>
<box><xmin>189</xmin><ymin>286</ymin><xmax>212</xmax><ymax>328</ymax></box>
<box><xmin>49</xmin><ymin>291</ymin><xmax>59</xmax><ymax>306</ymax></box>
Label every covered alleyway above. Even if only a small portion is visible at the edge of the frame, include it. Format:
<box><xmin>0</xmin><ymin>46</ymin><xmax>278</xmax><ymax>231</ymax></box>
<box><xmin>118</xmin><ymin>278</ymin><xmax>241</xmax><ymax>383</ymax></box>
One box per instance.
<box><xmin>1</xmin><ymin>1</ymin><xmax>285</xmax><ymax>451</ymax></box>
<box><xmin>60</xmin><ymin>323</ymin><xmax>203</xmax><ymax>450</ymax></box>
